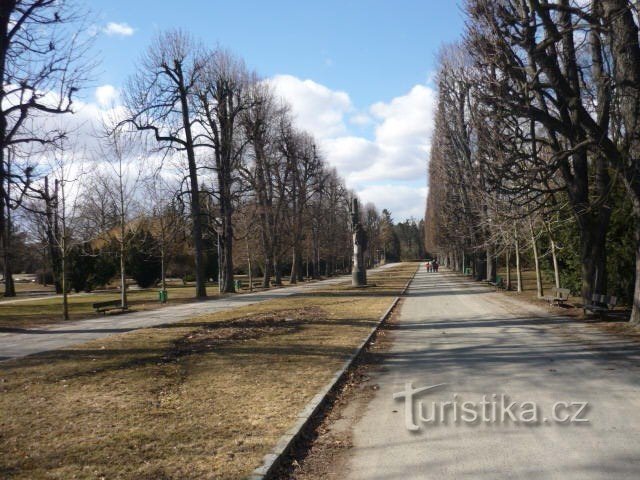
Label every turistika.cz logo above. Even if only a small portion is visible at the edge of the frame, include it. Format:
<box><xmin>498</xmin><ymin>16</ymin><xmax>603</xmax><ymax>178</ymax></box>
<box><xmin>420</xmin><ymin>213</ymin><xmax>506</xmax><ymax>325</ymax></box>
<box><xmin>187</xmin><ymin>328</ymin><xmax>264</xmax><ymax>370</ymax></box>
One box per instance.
<box><xmin>393</xmin><ymin>382</ymin><xmax>590</xmax><ymax>432</ymax></box>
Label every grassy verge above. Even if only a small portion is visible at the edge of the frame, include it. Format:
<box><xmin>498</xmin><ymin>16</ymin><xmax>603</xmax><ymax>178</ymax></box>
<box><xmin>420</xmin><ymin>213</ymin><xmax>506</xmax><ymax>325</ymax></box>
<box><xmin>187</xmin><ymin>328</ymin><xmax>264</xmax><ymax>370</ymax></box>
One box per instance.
<box><xmin>0</xmin><ymin>286</ymin><xmax>209</xmax><ymax>330</ymax></box>
<box><xmin>0</xmin><ymin>263</ymin><xmax>417</xmax><ymax>480</ymax></box>
<box><xmin>12</xmin><ymin>283</ymin><xmax>56</xmax><ymax>294</ymax></box>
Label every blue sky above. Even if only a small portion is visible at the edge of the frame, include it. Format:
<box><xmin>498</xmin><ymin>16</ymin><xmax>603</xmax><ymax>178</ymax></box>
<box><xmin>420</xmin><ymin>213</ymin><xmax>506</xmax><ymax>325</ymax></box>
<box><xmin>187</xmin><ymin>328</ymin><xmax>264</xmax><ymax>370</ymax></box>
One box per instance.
<box><xmin>86</xmin><ymin>0</ymin><xmax>466</xmax><ymax>220</ymax></box>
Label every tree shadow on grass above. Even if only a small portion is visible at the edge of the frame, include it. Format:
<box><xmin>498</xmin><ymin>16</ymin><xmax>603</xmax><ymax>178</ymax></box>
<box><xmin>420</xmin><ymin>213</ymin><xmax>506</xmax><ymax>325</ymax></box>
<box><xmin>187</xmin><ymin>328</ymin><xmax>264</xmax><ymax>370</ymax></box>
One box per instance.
<box><xmin>0</xmin><ymin>314</ymin><xmax>377</xmax><ymax>379</ymax></box>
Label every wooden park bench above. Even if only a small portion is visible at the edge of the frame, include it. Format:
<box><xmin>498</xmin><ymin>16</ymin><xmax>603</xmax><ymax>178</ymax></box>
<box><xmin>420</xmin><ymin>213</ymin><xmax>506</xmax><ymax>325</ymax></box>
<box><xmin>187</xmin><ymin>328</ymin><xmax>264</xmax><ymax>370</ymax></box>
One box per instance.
<box><xmin>543</xmin><ymin>287</ymin><xmax>570</xmax><ymax>306</ymax></box>
<box><xmin>92</xmin><ymin>299</ymin><xmax>127</xmax><ymax>315</ymax></box>
<box><xmin>583</xmin><ymin>294</ymin><xmax>617</xmax><ymax>315</ymax></box>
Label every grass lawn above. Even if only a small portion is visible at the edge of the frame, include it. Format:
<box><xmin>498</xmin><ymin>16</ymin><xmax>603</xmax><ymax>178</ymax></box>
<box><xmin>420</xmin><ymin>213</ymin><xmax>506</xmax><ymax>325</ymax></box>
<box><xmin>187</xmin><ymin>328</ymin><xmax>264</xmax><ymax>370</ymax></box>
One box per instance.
<box><xmin>0</xmin><ymin>286</ymin><xmax>210</xmax><ymax>330</ymax></box>
<box><xmin>12</xmin><ymin>283</ymin><xmax>56</xmax><ymax>294</ymax></box>
<box><xmin>0</xmin><ymin>263</ymin><xmax>417</xmax><ymax>480</ymax></box>
<box><xmin>0</xmin><ymin>276</ymin><xmax>344</xmax><ymax>330</ymax></box>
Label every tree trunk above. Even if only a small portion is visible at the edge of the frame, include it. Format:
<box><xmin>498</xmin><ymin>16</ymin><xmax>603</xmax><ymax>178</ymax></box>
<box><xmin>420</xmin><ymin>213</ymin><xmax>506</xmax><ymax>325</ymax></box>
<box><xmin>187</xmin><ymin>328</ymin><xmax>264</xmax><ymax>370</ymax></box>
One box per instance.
<box><xmin>160</xmin><ymin>244</ymin><xmax>166</xmax><ymax>296</ymax></box>
<box><xmin>471</xmin><ymin>252</ymin><xmax>476</xmax><ymax>278</ymax></box>
<box><xmin>289</xmin><ymin>247</ymin><xmax>299</xmax><ymax>284</ymax></box>
<box><xmin>120</xmin><ymin>241</ymin><xmax>127</xmax><ymax>309</ymax></box>
<box><xmin>602</xmin><ymin>0</ymin><xmax>640</xmax><ymax>323</ymax></box>
<box><xmin>529</xmin><ymin>220</ymin><xmax>543</xmax><ymax>298</ymax></box>
<box><xmin>297</xmin><ymin>251</ymin><xmax>304</xmax><ymax>281</ymax></box>
<box><xmin>221</xmin><ymin>216</ymin><xmax>234</xmax><ymax>293</ymax></box>
<box><xmin>273</xmin><ymin>257</ymin><xmax>282</xmax><ymax>286</ymax></box>
<box><xmin>60</xmin><ymin>181</ymin><xmax>69</xmax><ymax>320</ymax></box>
<box><xmin>262</xmin><ymin>253</ymin><xmax>272</xmax><ymax>288</ymax></box>
<box><xmin>486</xmin><ymin>244</ymin><xmax>496</xmax><ymax>282</ymax></box>
<box><xmin>119</xmin><ymin>195</ymin><xmax>127</xmax><ymax>310</ymax></box>
<box><xmin>246</xmin><ymin>236</ymin><xmax>253</xmax><ymax>292</ymax></box>
<box><xmin>515</xmin><ymin>224</ymin><xmax>523</xmax><ymax>293</ymax></box>
<box><xmin>505</xmin><ymin>249</ymin><xmax>512</xmax><ymax>291</ymax></box>
<box><xmin>45</xmin><ymin>177</ymin><xmax>62</xmax><ymax>293</ymax></box>
<box><xmin>61</xmin><ymin>243</ymin><xmax>68</xmax><ymax>320</ymax></box>
<box><xmin>0</xmin><ymin>163</ymin><xmax>15</xmax><ymax>297</ymax></box>
<box><xmin>632</xmin><ymin>224</ymin><xmax>640</xmax><ymax>324</ymax></box>
<box><xmin>578</xmin><ymin>223</ymin><xmax>608</xmax><ymax>304</ymax></box>
<box><xmin>474</xmin><ymin>253</ymin><xmax>486</xmax><ymax>282</ymax></box>
<box><xmin>547</xmin><ymin>226</ymin><xmax>561</xmax><ymax>289</ymax></box>
<box><xmin>178</xmin><ymin>85</ymin><xmax>206</xmax><ymax>299</ymax></box>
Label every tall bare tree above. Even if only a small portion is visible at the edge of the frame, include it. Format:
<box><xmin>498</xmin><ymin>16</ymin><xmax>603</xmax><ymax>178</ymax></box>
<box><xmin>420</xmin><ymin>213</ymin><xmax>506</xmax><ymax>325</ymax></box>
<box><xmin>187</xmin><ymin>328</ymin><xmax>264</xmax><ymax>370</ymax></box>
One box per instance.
<box><xmin>196</xmin><ymin>49</ymin><xmax>254</xmax><ymax>293</ymax></box>
<box><xmin>123</xmin><ymin>29</ymin><xmax>208</xmax><ymax>298</ymax></box>
<box><xmin>96</xmin><ymin>126</ymin><xmax>145</xmax><ymax>309</ymax></box>
<box><xmin>0</xmin><ymin>0</ymin><xmax>92</xmax><ymax>295</ymax></box>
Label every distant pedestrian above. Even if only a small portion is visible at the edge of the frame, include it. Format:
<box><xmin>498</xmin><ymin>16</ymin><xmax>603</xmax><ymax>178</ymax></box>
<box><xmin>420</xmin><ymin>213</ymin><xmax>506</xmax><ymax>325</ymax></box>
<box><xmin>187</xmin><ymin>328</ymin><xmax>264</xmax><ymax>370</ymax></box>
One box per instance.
<box><xmin>434</xmin><ymin>260</ymin><xmax>439</xmax><ymax>273</ymax></box>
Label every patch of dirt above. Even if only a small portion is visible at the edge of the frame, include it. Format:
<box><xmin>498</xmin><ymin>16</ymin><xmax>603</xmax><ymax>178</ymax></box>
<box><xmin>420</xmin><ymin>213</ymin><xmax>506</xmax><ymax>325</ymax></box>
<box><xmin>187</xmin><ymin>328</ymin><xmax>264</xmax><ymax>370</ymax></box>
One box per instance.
<box><xmin>170</xmin><ymin>307</ymin><xmax>326</xmax><ymax>359</ymax></box>
<box><xmin>272</xmin><ymin>301</ymin><xmax>404</xmax><ymax>480</ymax></box>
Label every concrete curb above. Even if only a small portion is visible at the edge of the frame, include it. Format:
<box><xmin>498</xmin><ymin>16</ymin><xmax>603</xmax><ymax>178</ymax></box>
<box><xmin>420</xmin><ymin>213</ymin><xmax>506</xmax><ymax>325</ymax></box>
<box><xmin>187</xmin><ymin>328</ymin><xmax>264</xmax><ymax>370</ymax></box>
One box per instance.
<box><xmin>248</xmin><ymin>265</ymin><xmax>418</xmax><ymax>480</ymax></box>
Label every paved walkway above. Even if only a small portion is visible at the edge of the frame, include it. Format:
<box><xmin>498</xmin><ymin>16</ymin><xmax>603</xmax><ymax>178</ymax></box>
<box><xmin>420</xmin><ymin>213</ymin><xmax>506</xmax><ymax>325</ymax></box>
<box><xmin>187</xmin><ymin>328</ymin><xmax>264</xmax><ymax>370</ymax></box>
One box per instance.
<box><xmin>0</xmin><ymin>265</ymin><xmax>397</xmax><ymax>362</ymax></box>
<box><xmin>0</xmin><ymin>291</ymin><xmax>98</xmax><ymax>305</ymax></box>
<box><xmin>344</xmin><ymin>264</ymin><xmax>640</xmax><ymax>479</ymax></box>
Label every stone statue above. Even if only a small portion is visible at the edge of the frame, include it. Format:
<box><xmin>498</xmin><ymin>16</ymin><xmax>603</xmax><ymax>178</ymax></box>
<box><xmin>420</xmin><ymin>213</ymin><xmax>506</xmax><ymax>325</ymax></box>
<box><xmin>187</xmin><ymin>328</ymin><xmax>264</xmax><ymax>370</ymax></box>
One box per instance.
<box><xmin>351</xmin><ymin>198</ymin><xmax>368</xmax><ymax>286</ymax></box>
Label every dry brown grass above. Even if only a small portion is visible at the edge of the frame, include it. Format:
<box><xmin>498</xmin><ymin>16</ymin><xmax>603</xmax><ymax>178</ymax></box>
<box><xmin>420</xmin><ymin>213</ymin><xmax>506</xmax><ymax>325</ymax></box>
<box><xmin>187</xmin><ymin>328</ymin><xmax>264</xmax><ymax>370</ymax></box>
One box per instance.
<box><xmin>0</xmin><ymin>263</ymin><xmax>417</xmax><ymax>480</ymax></box>
<box><xmin>0</xmin><ymin>276</ymin><xmax>349</xmax><ymax>330</ymax></box>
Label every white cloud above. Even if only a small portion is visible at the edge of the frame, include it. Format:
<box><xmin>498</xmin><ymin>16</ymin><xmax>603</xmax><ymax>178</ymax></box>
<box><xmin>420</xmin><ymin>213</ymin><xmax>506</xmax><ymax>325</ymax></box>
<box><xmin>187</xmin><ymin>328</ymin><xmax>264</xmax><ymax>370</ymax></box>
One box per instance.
<box><xmin>269</xmin><ymin>75</ymin><xmax>435</xmax><ymax>221</ymax></box>
<box><xmin>321</xmin><ymin>136</ymin><xmax>376</xmax><ymax>174</ymax></box>
<box><xmin>95</xmin><ymin>84</ymin><xmax>118</xmax><ymax>108</ymax></box>
<box><xmin>350</xmin><ymin>113</ymin><xmax>373</xmax><ymax>126</ymax></box>
<box><xmin>371</xmin><ymin>85</ymin><xmax>435</xmax><ymax>148</ymax></box>
<box><xmin>268</xmin><ymin>75</ymin><xmax>352</xmax><ymax>138</ymax></box>
<box><xmin>104</xmin><ymin>22</ymin><xmax>135</xmax><ymax>37</ymax></box>
<box><xmin>353</xmin><ymin>84</ymin><xmax>434</xmax><ymax>183</ymax></box>
<box><xmin>359</xmin><ymin>184</ymin><xmax>428</xmax><ymax>221</ymax></box>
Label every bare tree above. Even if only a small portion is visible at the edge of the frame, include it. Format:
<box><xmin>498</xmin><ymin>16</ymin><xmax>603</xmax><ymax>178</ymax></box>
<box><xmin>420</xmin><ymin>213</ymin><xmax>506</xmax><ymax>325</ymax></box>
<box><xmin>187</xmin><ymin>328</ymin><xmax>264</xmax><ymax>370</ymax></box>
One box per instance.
<box><xmin>0</xmin><ymin>0</ymin><xmax>92</xmax><ymax>296</ymax></box>
<box><xmin>123</xmin><ymin>29</ymin><xmax>208</xmax><ymax>298</ymax></box>
<box><xmin>240</xmin><ymin>84</ymin><xmax>289</xmax><ymax>287</ymax></box>
<box><xmin>196</xmin><ymin>49</ymin><xmax>255</xmax><ymax>293</ymax></box>
<box><xmin>280</xmin><ymin>129</ymin><xmax>321</xmax><ymax>284</ymax></box>
<box><xmin>36</xmin><ymin>140</ymin><xmax>85</xmax><ymax>319</ymax></box>
<box><xmin>144</xmin><ymin>174</ymin><xmax>184</xmax><ymax>297</ymax></box>
<box><xmin>96</xmin><ymin>126</ymin><xmax>145</xmax><ymax>309</ymax></box>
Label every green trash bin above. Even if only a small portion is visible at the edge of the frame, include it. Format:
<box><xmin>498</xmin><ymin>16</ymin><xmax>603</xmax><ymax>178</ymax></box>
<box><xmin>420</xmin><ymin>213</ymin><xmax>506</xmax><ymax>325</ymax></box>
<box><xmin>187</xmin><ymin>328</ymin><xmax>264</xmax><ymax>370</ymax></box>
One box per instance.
<box><xmin>158</xmin><ymin>289</ymin><xmax>168</xmax><ymax>303</ymax></box>
<box><xmin>234</xmin><ymin>280</ymin><xmax>242</xmax><ymax>291</ymax></box>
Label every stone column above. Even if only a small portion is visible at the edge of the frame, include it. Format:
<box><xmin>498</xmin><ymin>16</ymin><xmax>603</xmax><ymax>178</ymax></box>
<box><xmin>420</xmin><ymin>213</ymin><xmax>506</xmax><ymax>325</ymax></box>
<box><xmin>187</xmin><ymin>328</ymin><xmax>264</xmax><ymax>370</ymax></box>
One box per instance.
<box><xmin>351</xmin><ymin>198</ymin><xmax>367</xmax><ymax>287</ymax></box>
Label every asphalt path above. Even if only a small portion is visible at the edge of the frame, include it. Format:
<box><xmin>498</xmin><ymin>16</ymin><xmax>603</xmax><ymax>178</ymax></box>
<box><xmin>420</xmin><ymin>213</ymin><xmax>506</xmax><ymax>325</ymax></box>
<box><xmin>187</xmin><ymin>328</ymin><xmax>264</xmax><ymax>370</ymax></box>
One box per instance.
<box><xmin>344</xmin><ymin>264</ymin><xmax>640</xmax><ymax>479</ymax></box>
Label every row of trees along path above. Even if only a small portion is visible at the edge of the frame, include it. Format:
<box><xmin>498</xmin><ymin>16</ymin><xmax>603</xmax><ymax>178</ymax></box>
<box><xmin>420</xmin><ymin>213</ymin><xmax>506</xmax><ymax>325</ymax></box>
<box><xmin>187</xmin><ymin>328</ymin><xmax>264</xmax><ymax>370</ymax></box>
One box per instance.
<box><xmin>425</xmin><ymin>0</ymin><xmax>640</xmax><ymax>324</ymax></box>
<box><xmin>0</xmin><ymin>4</ymin><xmax>424</xmax><ymax>320</ymax></box>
